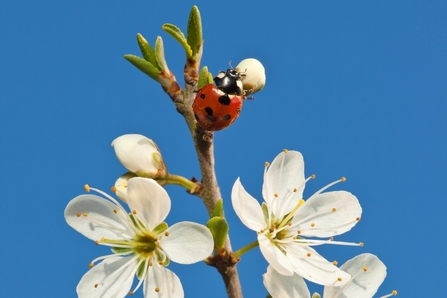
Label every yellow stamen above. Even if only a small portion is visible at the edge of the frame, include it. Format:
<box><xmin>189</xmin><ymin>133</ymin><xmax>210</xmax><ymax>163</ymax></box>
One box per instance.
<box><xmin>132</xmin><ymin>210</ymin><xmax>137</xmax><ymax>214</ymax></box>
<box><xmin>94</xmin><ymin>284</ymin><xmax>98</xmax><ymax>288</ymax></box>
<box><xmin>332</xmin><ymin>207</ymin><xmax>336</xmax><ymax>212</ymax></box>
<box><xmin>311</xmin><ymin>223</ymin><xmax>315</xmax><ymax>227</ymax></box>
<box><xmin>341</xmin><ymin>177</ymin><xmax>346</xmax><ymax>182</ymax></box>
<box><xmin>111</xmin><ymin>186</ymin><xmax>117</xmax><ymax>192</ymax></box>
<box><xmin>333</xmin><ymin>260</ymin><xmax>338</xmax><ymax>266</ymax></box>
<box><xmin>307</xmin><ymin>253</ymin><xmax>311</xmax><ymax>257</ymax></box>
<box><xmin>113</xmin><ymin>209</ymin><xmax>118</xmax><ymax>213</ymax></box>
<box><xmin>89</xmin><ymin>263</ymin><xmax>94</xmax><ymax>268</ymax></box>
<box><xmin>392</xmin><ymin>290</ymin><xmax>398</xmax><ymax>295</ymax></box>
<box><xmin>363</xmin><ymin>266</ymin><xmax>368</xmax><ymax>272</ymax></box>
<box><xmin>84</xmin><ymin>184</ymin><xmax>90</xmax><ymax>192</ymax></box>
<box><xmin>356</xmin><ymin>217</ymin><xmax>361</xmax><ymax>221</ymax></box>
<box><xmin>283</xmin><ymin>149</ymin><xmax>288</xmax><ymax>153</ymax></box>
<box><xmin>155</xmin><ymin>288</ymin><xmax>160</xmax><ymax>293</ymax></box>
<box><xmin>76</xmin><ymin>213</ymin><xmax>81</xmax><ymax>217</ymax></box>
<box><xmin>165</xmin><ymin>232</ymin><xmax>169</xmax><ymax>236</ymax></box>
<box><xmin>265</xmin><ymin>162</ymin><xmax>270</xmax><ymax>167</ymax></box>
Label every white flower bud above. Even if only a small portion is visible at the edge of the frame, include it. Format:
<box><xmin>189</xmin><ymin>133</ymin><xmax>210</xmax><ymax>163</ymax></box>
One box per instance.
<box><xmin>112</xmin><ymin>134</ymin><xmax>167</xmax><ymax>178</ymax></box>
<box><xmin>236</xmin><ymin>58</ymin><xmax>266</xmax><ymax>95</ymax></box>
<box><xmin>113</xmin><ymin>172</ymin><xmax>137</xmax><ymax>203</ymax></box>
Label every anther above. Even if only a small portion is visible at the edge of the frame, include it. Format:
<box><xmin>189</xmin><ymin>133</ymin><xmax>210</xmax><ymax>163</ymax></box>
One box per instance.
<box><xmin>307</xmin><ymin>253</ymin><xmax>311</xmax><ymax>257</ymax></box>
<box><xmin>155</xmin><ymin>288</ymin><xmax>160</xmax><ymax>293</ymax></box>
<box><xmin>283</xmin><ymin>149</ymin><xmax>288</xmax><ymax>153</ymax></box>
<box><xmin>111</xmin><ymin>186</ymin><xmax>117</xmax><ymax>192</ymax></box>
<box><xmin>293</xmin><ymin>188</ymin><xmax>297</xmax><ymax>192</ymax></box>
<box><xmin>337</xmin><ymin>277</ymin><xmax>342</xmax><ymax>282</ymax></box>
<box><xmin>356</xmin><ymin>217</ymin><xmax>361</xmax><ymax>221</ymax></box>
<box><xmin>360</xmin><ymin>242</ymin><xmax>364</xmax><ymax>247</ymax></box>
<box><xmin>113</xmin><ymin>209</ymin><xmax>118</xmax><ymax>213</ymax></box>
<box><xmin>129</xmin><ymin>291</ymin><xmax>134</xmax><ymax>295</ymax></box>
<box><xmin>311</xmin><ymin>223</ymin><xmax>315</xmax><ymax>227</ymax></box>
<box><xmin>83</xmin><ymin>212</ymin><xmax>87</xmax><ymax>217</ymax></box>
<box><xmin>288</xmin><ymin>222</ymin><xmax>292</xmax><ymax>226</ymax></box>
<box><xmin>265</xmin><ymin>162</ymin><xmax>270</xmax><ymax>167</ymax></box>
<box><xmin>297</xmin><ymin>230</ymin><xmax>302</xmax><ymax>234</ymax></box>
<box><xmin>94</xmin><ymin>284</ymin><xmax>98</xmax><ymax>288</ymax></box>
<box><xmin>84</xmin><ymin>184</ymin><xmax>90</xmax><ymax>192</ymax></box>
<box><xmin>311</xmin><ymin>174</ymin><xmax>316</xmax><ymax>179</ymax></box>
<box><xmin>132</xmin><ymin>210</ymin><xmax>137</xmax><ymax>214</ymax></box>
<box><xmin>95</xmin><ymin>240</ymin><xmax>99</xmax><ymax>245</ymax></box>
<box><xmin>149</xmin><ymin>262</ymin><xmax>153</xmax><ymax>266</ymax></box>
<box><xmin>89</xmin><ymin>263</ymin><xmax>94</xmax><ymax>268</ymax></box>
<box><xmin>76</xmin><ymin>213</ymin><xmax>81</xmax><ymax>217</ymax></box>
<box><xmin>332</xmin><ymin>208</ymin><xmax>336</xmax><ymax>212</ymax></box>
<box><xmin>392</xmin><ymin>290</ymin><xmax>398</xmax><ymax>295</ymax></box>
<box><xmin>330</xmin><ymin>237</ymin><xmax>334</xmax><ymax>241</ymax></box>
<box><xmin>165</xmin><ymin>232</ymin><xmax>169</xmax><ymax>236</ymax></box>
<box><xmin>158</xmin><ymin>261</ymin><xmax>163</xmax><ymax>265</ymax></box>
<box><xmin>333</xmin><ymin>260</ymin><xmax>338</xmax><ymax>266</ymax></box>
<box><xmin>274</xmin><ymin>193</ymin><xmax>278</xmax><ymax>197</ymax></box>
<box><xmin>341</xmin><ymin>177</ymin><xmax>346</xmax><ymax>182</ymax></box>
<box><xmin>363</xmin><ymin>266</ymin><xmax>368</xmax><ymax>272</ymax></box>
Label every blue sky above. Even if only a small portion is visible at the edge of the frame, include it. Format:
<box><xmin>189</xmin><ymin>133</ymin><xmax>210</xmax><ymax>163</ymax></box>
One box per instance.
<box><xmin>1</xmin><ymin>1</ymin><xmax>446</xmax><ymax>297</ymax></box>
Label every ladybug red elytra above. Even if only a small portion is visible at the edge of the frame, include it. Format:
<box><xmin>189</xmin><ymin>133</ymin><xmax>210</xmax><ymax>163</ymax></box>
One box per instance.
<box><xmin>193</xmin><ymin>84</ymin><xmax>243</xmax><ymax>131</ymax></box>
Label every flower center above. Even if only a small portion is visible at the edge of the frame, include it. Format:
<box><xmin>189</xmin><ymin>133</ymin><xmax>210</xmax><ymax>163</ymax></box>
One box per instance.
<box><xmin>133</xmin><ymin>234</ymin><xmax>157</xmax><ymax>257</ymax></box>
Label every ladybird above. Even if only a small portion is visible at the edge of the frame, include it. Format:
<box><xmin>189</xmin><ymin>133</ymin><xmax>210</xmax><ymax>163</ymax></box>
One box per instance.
<box><xmin>193</xmin><ymin>84</ymin><xmax>243</xmax><ymax>131</ymax></box>
<box><xmin>214</xmin><ymin>68</ymin><xmax>245</xmax><ymax>95</ymax></box>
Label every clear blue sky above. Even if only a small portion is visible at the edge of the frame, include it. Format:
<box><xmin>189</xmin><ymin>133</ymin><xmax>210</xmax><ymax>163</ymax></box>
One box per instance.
<box><xmin>1</xmin><ymin>1</ymin><xmax>446</xmax><ymax>297</ymax></box>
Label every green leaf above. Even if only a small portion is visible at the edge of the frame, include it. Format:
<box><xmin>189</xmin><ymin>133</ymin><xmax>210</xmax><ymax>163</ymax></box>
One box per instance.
<box><xmin>136</xmin><ymin>33</ymin><xmax>157</xmax><ymax>66</ymax></box>
<box><xmin>186</xmin><ymin>5</ymin><xmax>202</xmax><ymax>57</ymax></box>
<box><xmin>124</xmin><ymin>54</ymin><xmax>160</xmax><ymax>81</ymax></box>
<box><xmin>154</xmin><ymin>36</ymin><xmax>169</xmax><ymax>71</ymax></box>
<box><xmin>206</xmin><ymin>217</ymin><xmax>229</xmax><ymax>250</ymax></box>
<box><xmin>212</xmin><ymin>199</ymin><xmax>224</xmax><ymax>217</ymax></box>
<box><xmin>162</xmin><ymin>23</ymin><xmax>192</xmax><ymax>58</ymax></box>
<box><xmin>198</xmin><ymin>66</ymin><xmax>213</xmax><ymax>90</ymax></box>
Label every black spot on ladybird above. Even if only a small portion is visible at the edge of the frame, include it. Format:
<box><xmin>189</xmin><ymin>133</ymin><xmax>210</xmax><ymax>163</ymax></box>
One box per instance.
<box><xmin>218</xmin><ymin>95</ymin><xmax>231</xmax><ymax>106</ymax></box>
<box><xmin>205</xmin><ymin>107</ymin><xmax>213</xmax><ymax>116</ymax></box>
<box><xmin>206</xmin><ymin>115</ymin><xmax>216</xmax><ymax>122</ymax></box>
<box><xmin>222</xmin><ymin>114</ymin><xmax>231</xmax><ymax>121</ymax></box>
<box><xmin>200</xmin><ymin>94</ymin><xmax>206</xmax><ymax>99</ymax></box>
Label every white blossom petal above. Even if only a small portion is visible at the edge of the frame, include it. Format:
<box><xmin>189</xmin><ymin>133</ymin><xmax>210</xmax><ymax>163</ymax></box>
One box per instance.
<box><xmin>144</xmin><ymin>264</ymin><xmax>184</xmax><ymax>298</ymax></box>
<box><xmin>323</xmin><ymin>253</ymin><xmax>387</xmax><ymax>298</ymax></box>
<box><xmin>263</xmin><ymin>265</ymin><xmax>310</xmax><ymax>298</ymax></box>
<box><xmin>293</xmin><ymin>191</ymin><xmax>362</xmax><ymax>237</ymax></box>
<box><xmin>76</xmin><ymin>256</ymin><xmax>138</xmax><ymax>298</ymax></box>
<box><xmin>258</xmin><ymin>234</ymin><xmax>294</xmax><ymax>276</ymax></box>
<box><xmin>126</xmin><ymin>178</ymin><xmax>171</xmax><ymax>230</ymax></box>
<box><xmin>262</xmin><ymin>151</ymin><xmax>305</xmax><ymax>218</ymax></box>
<box><xmin>231</xmin><ymin>178</ymin><xmax>265</xmax><ymax>231</ymax></box>
<box><xmin>160</xmin><ymin>221</ymin><xmax>213</xmax><ymax>264</ymax></box>
<box><xmin>287</xmin><ymin>244</ymin><xmax>351</xmax><ymax>286</ymax></box>
<box><xmin>64</xmin><ymin>194</ymin><xmax>134</xmax><ymax>241</ymax></box>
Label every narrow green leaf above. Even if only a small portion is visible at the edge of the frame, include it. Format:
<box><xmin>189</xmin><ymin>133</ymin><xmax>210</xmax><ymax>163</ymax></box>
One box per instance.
<box><xmin>154</xmin><ymin>36</ymin><xmax>169</xmax><ymax>71</ymax></box>
<box><xmin>111</xmin><ymin>247</ymin><xmax>133</xmax><ymax>254</ymax></box>
<box><xmin>162</xmin><ymin>23</ymin><xmax>192</xmax><ymax>58</ymax></box>
<box><xmin>198</xmin><ymin>66</ymin><xmax>213</xmax><ymax>90</ymax></box>
<box><xmin>212</xmin><ymin>199</ymin><xmax>224</xmax><ymax>217</ymax></box>
<box><xmin>186</xmin><ymin>5</ymin><xmax>203</xmax><ymax>57</ymax></box>
<box><xmin>207</xmin><ymin>217</ymin><xmax>229</xmax><ymax>250</ymax></box>
<box><xmin>136</xmin><ymin>33</ymin><xmax>157</xmax><ymax>66</ymax></box>
<box><xmin>124</xmin><ymin>54</ymin><xmax>160</xmax><ymax>81</ymax></box>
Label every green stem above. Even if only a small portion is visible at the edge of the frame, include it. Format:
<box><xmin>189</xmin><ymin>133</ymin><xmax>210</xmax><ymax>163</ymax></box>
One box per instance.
<box><xmin>156</xmin><ymin>174</ymin><xmax>197</xmax><ymax>191</ymax></box>
<box><xmin>234</xmin><ymin>240</ymin><xmax>259</xmax><ymax>258</ymax></box>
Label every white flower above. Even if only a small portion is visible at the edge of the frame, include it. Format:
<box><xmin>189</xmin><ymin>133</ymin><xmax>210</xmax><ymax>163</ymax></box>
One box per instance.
<box><xmin>236</xmin><ymin>58</ymin><xmax>266</xmax><ymax>95</ymax></box>
<box><xmin>112</xmin><ymin>134</ymin><xmax>167</xmax><ymax>178</ymax></box>
<box><xmin>264</xmin><ymin>254</ymin><xmax>396</xmax><ymax>298</ymax></box>
<box><xmin>232</xmin><ymin>150</ymin><xmax>362</xmax><ymax>286</ymax></box>
<box><xmin>65</xmin><ymin>177</ymin><xmax>213</xmax><ymax>298</ymax></box>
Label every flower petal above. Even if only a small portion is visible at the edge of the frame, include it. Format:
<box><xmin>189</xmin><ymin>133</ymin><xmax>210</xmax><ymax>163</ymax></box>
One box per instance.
<box><xmin>263</xmin><ymin>265</ymin><xmax>310</xmax><ymax>298</ymax></box>
<box><xmin>160</xmin><ymin>221</ymin><xmax>213</xmax><ymax>264</ymax></box>
<box><xmin>323</xmin><ymin>253</ymin><xmax>387</xmax><ymax>298</ymax></box>
<box><xmin>258</xmin><ymin>234</ymin><xmax>294</xmax><ymax>276</ymax></box>
<box><xmin>231</xmin><ymin>178</ymin><xmax>265</xmax><ymax>231</ymax></box>
<box><xmin>64</xmin><ymin>194</ymin><xmax>134</xmax><ymax>241</ymax></box>
<box><xmin>76</xmin><ymin>256</ymin><xmax>138</xmax><ymax>298</ymax></box>
<box><xmin>262</xmin><ymin>151</ymin><xmax>305</xmax><ymax>218</ymax></box>
<box><xmin>286</xmin><ymin>244</ymin><xmax>351</xmax><ymax>286</ymax></box>
<box><xmin>144</xmin><ymin>264</ymin><xmax>184</xmax><ymax>298</ymax></box>
<box><xmin>293</xmin><ymin>191</ymin><xmax>362</xmax><ymax>237</ymax></box>
<box><xmin>126</xmin><ymin>177</ymin><xmax>171</xmax><ymax>230</ymax></box>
